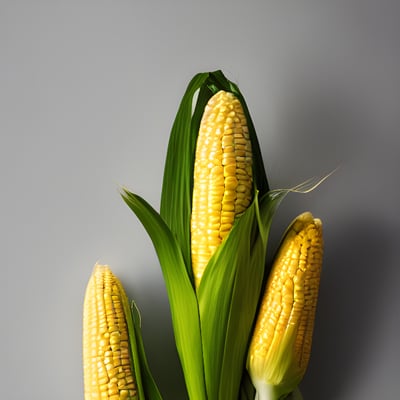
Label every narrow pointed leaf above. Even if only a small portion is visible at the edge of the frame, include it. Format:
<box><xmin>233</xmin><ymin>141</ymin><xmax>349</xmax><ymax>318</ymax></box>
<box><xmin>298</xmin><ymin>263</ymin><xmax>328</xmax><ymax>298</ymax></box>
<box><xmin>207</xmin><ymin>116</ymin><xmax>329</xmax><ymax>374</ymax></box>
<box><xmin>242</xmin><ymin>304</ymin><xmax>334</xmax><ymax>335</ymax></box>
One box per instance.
<box><xmin>121</xmin><ymin>189</ymin><xmax>206</xmax><ymax>400</ymax></box>
<box><xmin>130</xmin><ymin>301</ymin><xmax>163</xmax><ymax>400</ymax></box>
<box><xmin>197</xmin><ymin>196</ymin><xmax>261</xmax><ymax>399</ymax></box>
<box><xmin>160</xmin><ymin>72</ymin><xmax>210</xmax><ymax>273</ymax></box>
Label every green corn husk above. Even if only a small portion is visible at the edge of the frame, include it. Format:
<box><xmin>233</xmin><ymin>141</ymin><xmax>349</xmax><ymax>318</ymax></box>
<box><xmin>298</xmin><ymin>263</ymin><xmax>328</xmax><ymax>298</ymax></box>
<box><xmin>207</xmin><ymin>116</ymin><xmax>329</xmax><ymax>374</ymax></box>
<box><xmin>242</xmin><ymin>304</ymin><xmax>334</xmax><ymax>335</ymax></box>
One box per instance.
<box><xmin>122</xmin><ymin>71</ymin><xmax>293</xmax><ymax>399</ymax></box>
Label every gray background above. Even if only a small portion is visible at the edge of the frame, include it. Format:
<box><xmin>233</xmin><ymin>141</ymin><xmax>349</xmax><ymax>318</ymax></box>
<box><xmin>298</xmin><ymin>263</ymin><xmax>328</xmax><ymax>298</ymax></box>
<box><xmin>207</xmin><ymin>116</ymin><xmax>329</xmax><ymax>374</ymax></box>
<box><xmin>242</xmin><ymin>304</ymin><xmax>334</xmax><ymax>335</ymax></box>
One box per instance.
<box><xmin>1</xmin><ymin>1</ymin><xmax>399</xmax><ymax>399</ymax></box>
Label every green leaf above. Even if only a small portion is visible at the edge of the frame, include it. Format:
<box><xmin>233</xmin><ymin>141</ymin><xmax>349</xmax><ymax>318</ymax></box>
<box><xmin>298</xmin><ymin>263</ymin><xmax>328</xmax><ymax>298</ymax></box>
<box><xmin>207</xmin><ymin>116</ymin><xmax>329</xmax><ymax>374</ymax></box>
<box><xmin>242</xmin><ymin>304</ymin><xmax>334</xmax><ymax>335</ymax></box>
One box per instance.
<box><xmin>121</xmin><ymin>293</ymin><xmax>163</xmax><ymax>400</ymax></box>
<box><xmin>159</xmin><ymin>72</ymin><xmax>210</xmax><ymax>275</ymax></box>
<box><xmin>197</xmin><ymin>197</ymin><xmax>259</xmax><ymax>399</ymax></box>
<box><xmin>121</xmin><ymin>189</ymin><xmax>207</xmax><ymax>400</ymax></box>
<box><xmin>130</xmin><ymin>301</ymin><xmax>163</xmax><ymax>400</ymax></box>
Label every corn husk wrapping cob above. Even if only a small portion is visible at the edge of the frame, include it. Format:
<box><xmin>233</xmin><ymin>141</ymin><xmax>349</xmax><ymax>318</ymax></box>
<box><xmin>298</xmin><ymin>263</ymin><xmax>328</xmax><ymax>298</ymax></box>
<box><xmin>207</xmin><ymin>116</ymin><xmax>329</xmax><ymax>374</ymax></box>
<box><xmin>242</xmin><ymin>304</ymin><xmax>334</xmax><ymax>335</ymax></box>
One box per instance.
<box><xmin>122</xmin><ymin>70</ymin><xmax>323</xmax><ymax>399</ymax></box>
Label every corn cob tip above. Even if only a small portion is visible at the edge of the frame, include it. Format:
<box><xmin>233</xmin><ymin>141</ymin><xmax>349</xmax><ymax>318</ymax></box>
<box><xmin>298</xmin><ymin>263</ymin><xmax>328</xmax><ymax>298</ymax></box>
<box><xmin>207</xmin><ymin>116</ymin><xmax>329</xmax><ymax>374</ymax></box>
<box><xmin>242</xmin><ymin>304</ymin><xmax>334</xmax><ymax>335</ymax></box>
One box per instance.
<box><xmin>92</xmin><ymin>262</ymin><xmax>108</xmax><ymax>273</ymax></box>
<box><xmin>289</xmin><ymin>211</ymin><xmax>320</xmax><ymax>231</ymax></box>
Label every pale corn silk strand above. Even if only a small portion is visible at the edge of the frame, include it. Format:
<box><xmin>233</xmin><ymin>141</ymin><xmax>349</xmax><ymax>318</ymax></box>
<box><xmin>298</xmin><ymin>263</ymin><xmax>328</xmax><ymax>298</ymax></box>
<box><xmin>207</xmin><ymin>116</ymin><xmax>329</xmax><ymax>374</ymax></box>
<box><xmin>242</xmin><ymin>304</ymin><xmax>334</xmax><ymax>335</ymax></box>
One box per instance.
<box><xmin>191</xmin><ymin>90</ymin><xmax>253</xmax><ymax>288</ymax></box>
<box><xmin>248</xmin><ymin>212</ymin><xmax>323</xmax><ymax>400</ymax></box>
<box><xmin>83</xmin><ymin>264</ymin><xmax>138</xmax><ymax>400</ymax></box>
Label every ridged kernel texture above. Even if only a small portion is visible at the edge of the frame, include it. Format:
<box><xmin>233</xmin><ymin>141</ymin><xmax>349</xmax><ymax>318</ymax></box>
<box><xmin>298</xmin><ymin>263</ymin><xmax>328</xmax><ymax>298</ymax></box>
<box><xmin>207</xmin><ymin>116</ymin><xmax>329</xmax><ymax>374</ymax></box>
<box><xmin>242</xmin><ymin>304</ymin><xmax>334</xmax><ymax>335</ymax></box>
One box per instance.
<box><xmin>83</xmin><ymin>264</ymin><xmax>137</xmax><ymax>400</ymax></box>
<box><xmin>191</xmin><ymin>90</ymin><xmax>253</xmax><ymax>288</ymax></box>
<box><xmin>248</xmin><ymin>212</ymin><xmax>323</xmax><ymax>384</ymax></box>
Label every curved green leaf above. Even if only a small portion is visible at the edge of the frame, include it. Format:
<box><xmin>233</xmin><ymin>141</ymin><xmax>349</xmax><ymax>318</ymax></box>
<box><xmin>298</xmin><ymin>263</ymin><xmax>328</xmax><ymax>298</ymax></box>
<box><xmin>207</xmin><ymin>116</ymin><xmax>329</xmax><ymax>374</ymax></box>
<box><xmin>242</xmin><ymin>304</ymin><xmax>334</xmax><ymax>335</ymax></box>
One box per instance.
<box><xmin>121</xmin><ymin>189</ymin><xmax>206</xmax><ymax>400</ymax></box>
<box><xmin>198</xmin><ymin>199</ymin><xmax>260</xmax><ymax>400</ymax></box>
<box><xmin>121</xmin><ymin>293</ymin><xmax>163</xmax><ymax>399</ymax></box>
<box><xmin>160</xmin><ymin>72</ymin><xmax>210</xmax><ymax>274</ymax></box>
<box><xmin>130</xmin><ymin>301</ymin><xmax>163</xmax><ymax>400</ymax></box>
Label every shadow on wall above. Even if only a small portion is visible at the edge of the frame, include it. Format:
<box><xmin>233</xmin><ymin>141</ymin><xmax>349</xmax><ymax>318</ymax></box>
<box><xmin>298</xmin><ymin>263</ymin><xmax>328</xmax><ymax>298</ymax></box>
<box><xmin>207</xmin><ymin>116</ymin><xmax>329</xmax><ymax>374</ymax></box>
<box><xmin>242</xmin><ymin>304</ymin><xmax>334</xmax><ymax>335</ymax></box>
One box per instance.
<box><xmin>300</xmin><ymin>213</ymin><xmax>394</xmax><ymax>400</ymax></box>
<box><xmin>263</xmin><ymin>77</ymin><xmax>373</xmax><ymax>187</ymax></box>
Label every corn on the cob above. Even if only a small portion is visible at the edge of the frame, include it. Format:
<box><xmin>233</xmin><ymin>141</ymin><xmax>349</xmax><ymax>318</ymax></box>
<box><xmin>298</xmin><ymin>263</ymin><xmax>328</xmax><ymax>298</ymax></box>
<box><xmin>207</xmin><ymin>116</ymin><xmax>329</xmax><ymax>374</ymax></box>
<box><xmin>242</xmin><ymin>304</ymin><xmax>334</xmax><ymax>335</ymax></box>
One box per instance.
<box><xmin>247</xmin><ymin>212</ymin><xmax>323</xmax><ymax>400</ymax></box>
<box><xmin>190</xmin><ymin>90</ymin><xmax>253</xmax><ymax>288</ymax></box>
<box><xmin>83</xmin><ymin>264</ymin><xmax>138</xmax><ymax>400</ymax></box>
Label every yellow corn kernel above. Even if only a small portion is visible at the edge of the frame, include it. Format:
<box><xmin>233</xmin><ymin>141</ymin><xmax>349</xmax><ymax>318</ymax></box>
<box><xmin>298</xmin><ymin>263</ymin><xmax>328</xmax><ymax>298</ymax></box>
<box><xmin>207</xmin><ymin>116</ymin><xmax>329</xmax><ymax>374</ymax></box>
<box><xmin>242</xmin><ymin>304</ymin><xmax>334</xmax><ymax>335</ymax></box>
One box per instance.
<box><xmin>83</xmin><ymin>264</ymin><xmax>138</xmax><ymax>400</ymax></box>
<box><xmin>247</xmin><ymin>212</ymin><xmax>323</xmax><ymax>400</ymax></box>
<box><xmin>191</xmin><ymin>90</ymin><xmax>253</xmax><ymax>288</ymax></box>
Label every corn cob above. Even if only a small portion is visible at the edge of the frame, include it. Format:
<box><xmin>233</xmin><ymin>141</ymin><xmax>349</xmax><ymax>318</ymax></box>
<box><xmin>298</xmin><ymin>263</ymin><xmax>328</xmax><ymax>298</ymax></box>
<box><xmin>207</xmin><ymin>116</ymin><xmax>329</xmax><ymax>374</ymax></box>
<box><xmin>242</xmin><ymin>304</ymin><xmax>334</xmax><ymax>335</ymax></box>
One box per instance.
<box><xmin>190</xmin><ymin>90</ymin><xmax>253</xmax><ymax>288</ymax></box>
<box><xmin>247</xmin><ymin>212</ymin><xmax>323</xmax><ymax>400</ymax></box>
<box><xmin>83</xmin><ymin>264</ymin><xmax>138</xmax><ymax>400</ymax></box>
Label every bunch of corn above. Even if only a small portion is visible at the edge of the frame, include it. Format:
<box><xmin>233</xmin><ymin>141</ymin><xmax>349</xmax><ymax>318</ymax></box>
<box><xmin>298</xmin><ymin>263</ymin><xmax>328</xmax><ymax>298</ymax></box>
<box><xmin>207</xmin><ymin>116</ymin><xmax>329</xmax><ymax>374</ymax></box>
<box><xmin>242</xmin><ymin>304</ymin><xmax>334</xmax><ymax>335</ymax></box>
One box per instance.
<box><xmin>120</xmin><ymin>70</ymin><xmax>325</xmax><ymax>400</ymax></box>
<box><xmin>123</xmin><ymin>71</ymin><xmax>270</xmax><ymax>399</ymax></box>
